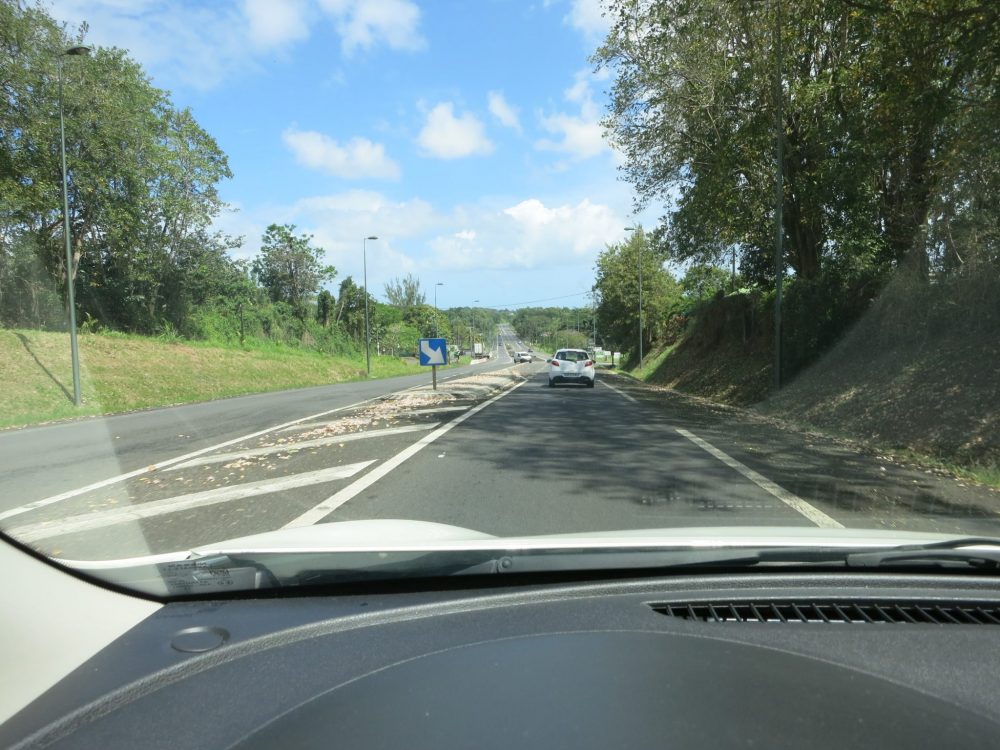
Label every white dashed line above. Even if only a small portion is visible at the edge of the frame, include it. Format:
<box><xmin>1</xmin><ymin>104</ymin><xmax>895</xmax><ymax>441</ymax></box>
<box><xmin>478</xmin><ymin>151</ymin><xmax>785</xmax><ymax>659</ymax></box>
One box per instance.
<box><xmin>600</xmin><ymin>379</ymin><xmax>639</xmax><ymax>403</ymax></box>
<box><xmin>677</xmin><ymin>428</ymin><xmax>843</xmax><ymax>529</ymax></box>
<box><xmin>284</xmin><ymin>379</ymin><xmax>528</xmax><ymax>528</ymax></box>
<box><xmin>8</xmin><ymin>461</ymin><xmax>377</xmax><ymax>543</ymax></box>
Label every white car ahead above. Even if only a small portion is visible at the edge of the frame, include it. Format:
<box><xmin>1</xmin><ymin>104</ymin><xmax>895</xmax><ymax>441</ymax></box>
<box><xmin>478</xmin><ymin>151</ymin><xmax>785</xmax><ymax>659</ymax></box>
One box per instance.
<box><xmin>548</xmin><ymin>349</ymin><xmax>596</xmax><ymax>388</ymax></box>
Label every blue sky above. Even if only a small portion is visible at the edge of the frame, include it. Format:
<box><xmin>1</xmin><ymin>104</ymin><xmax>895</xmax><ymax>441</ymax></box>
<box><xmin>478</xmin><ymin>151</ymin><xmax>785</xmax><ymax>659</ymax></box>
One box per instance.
<box><xmin>48</xmin><ymin>0</ymin><xmax>659</xmax><ymax>309</ymax></box>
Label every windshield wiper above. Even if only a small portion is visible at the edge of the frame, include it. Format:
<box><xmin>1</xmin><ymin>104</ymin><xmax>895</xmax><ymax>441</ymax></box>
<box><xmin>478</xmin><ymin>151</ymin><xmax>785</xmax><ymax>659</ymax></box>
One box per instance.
<box><xmin>150</xmin><ymin>537</ymin><xmax>1000</xmax><ymax>595</ymax></box>
<box><xmin>843</xmin><ymin>538</ymin><xmax>1000</xmax><ymax>570</ymax></box>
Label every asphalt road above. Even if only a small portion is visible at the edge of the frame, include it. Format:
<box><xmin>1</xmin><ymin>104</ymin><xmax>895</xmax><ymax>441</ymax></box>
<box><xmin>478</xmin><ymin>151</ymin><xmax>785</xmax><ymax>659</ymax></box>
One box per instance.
<box><xmin>4</xmin><ymin>328</ymin><xmax>1000</xmax><ymax>561</ymax></box>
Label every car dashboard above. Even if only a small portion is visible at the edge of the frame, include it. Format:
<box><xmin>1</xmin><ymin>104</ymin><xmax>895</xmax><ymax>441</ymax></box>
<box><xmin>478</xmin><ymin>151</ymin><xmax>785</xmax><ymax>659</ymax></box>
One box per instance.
<box><xmin>4</xmin><ymin>569</ymin><xmax>1000</xmax><ymax>749</ymax></box>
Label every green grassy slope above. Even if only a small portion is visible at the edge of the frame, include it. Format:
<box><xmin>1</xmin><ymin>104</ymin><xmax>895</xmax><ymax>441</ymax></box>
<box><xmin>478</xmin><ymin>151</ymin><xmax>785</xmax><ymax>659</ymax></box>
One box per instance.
<box><xmin>0</xmin><ymin>329</ymin><xmax>431</xmax><ymax>429</ymax></box>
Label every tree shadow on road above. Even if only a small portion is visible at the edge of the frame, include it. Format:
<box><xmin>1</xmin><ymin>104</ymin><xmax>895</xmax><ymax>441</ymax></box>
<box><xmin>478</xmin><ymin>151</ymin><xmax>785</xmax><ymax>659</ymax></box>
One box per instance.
<box><xmin>456</xmin><ymin>372</ymin><xmax>1000</xmax><ymax>537</ymax></box>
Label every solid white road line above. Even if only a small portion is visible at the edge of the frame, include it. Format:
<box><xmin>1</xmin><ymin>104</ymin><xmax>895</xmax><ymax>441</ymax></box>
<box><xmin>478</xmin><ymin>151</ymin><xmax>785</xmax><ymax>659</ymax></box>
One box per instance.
<box><xmin>163</xmin><ymin>423</ymin><xmax>440</xmax><ymax>471</ymax></box>
<box><xmin>8</xmin><ymin>461</ymin><xmax>377</xmax><ymax>543</ymax></box>
<box><xmin>600</xmin><ymin>379</ymin><xmax>639</xmax><ymax>403</ymax></box>
<box><xmin>284</xmin><ymin>379</ymin><xmax>529</xmax><ymax>528</ymax></box>
<box><xmin>0</xmin><ymin>397</ymin><xmax>384</xmax><ymax>524</ymax></box>
<box><xmin>676</xmin><ymin>428</ymin><xmax>844</xmax><ymax>529</ymax></box>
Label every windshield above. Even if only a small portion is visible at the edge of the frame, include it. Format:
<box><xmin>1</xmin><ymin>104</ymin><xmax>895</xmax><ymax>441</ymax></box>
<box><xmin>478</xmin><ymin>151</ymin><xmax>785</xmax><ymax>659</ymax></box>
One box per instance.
<box><xmin>1</xmin><ymin>0</ymin><xmax>998</xmax><ymax>595</ymax></box>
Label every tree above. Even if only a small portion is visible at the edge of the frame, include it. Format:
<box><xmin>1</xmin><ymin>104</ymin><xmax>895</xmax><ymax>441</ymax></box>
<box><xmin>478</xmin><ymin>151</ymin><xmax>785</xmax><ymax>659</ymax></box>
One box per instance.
<box><xmin>251</xmin><ymin>224</ymin><xmax>335</xmax><ymax>319</ymax></box>
<box><xmin>384</xmin><ymin>273</ymin><xmax>425</xmax><ymax>309</ymax></box>
<box><xmin>316</xmin><ymin>289</ymin><xmax>333</xmax><ymax>327</ymax></box>
<box><xmin>595</xmin><ymin>0</ymin><xmax>1000</xmax><ymax>284</ymax></box>
<box><xmin>403</xmin><ymin>303</ymin><xmax>449</xmax><ymax>338</ymax></box>
<box><xmin>680</xmin><ymin>264</ymin><xmax>730</xmax><ymax>303</ymax></box>
<box><xmin>334</xmin><ymin>276</ymin><xmax>371</xmax><ymax>342</ymax></box>
<box><xmin>1</xmin><ymin>1</ymin><xmax>239</xmax><ymax>334</ymax></box>
<box><xmin>593</xmin><ymin>228</ymin><xmax>681</xmax><ymax>359</ymax></box>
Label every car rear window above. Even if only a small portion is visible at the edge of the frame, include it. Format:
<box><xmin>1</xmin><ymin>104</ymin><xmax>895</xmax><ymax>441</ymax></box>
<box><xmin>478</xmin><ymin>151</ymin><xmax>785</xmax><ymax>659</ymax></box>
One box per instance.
<box><xmin>557</xmin><ymin>351</ymin><xmax>588</xmax><ymax>362</ymax></box>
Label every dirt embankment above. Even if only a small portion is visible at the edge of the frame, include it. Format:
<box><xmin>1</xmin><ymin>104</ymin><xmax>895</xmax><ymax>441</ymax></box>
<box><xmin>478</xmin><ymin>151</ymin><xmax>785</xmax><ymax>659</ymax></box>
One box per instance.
<box><xmin>646</xmin><ymin>272</ymin><xmax>1000</xmax><ymax>469</ymax></box>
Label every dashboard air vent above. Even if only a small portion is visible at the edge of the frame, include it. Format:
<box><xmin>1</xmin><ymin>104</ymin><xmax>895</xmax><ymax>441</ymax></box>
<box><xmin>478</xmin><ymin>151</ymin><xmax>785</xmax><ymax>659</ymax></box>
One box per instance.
<box><xmin>652</xmin><ymin>601</ymin><xmax>1000</xmax><ymax>624</ymax></box>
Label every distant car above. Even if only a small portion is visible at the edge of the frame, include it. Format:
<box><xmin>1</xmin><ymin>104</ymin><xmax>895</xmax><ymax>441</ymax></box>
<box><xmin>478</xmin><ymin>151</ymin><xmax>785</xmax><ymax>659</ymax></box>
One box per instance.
<box><xmin>548</xmin><ymin>349</ymin><xmax>595</xmax><ymax>387</ymax></box>
<box><xmin>514</xmin><ymin>351</ymin><xmax>532</xmax><ymax>363</ymax></box>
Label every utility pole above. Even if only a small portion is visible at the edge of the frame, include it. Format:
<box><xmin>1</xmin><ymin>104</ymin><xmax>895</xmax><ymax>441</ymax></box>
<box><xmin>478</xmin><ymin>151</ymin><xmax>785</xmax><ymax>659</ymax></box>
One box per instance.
<box><xmin>772</xmin><ymin>0</ymin><xmax>784</xmax><ymax>390</ymax></box>
<box><xmin>363</xmin><ymin>236</ymin><xmax>377</xmax><ymax>375</ymax></box>
<box><xmin>58</xmin><ymin>46</ymin><xmax>90</xmax><ymax>406</ymax></box>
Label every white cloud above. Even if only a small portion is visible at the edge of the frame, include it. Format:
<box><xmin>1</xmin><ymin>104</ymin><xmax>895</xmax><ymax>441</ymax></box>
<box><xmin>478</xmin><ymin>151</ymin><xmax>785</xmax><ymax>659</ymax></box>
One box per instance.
<box><xmin>427</xmin><ymin>197</ymin><xmax>622</xmax><ymax>271</ymax></box>
<box><xmin>417</xmin><ymin>103</ymin><xmax>495</xmax><ymax>160</ymax></box>
<box><xmin>487</xmin><ymin>91</ymin><xmax>522</xmax><ymax>132</ymax></box>
<box><xmin>288</xmin><ymin>190</ymin><xmax>439</xmax><ymax>290</ymax></box>
<box><xmin>47</xmin><ymin>0</ymin><xmax>248</xmax><ymax>89</ymax></box>
<box><xmin>292</xmin><ymin>190</ymin><xmax>440</xmax><ymax>238</ymax></box>
<box><xmin>245</xmin><ymin>0</ymin><xmax>310</xmax><ymax>48</ymax></box>
<box><xmin>564</xmin><ymin>0</ymin><xmax>610</xmax><ymax>39</ymax></box>
<box><xmin>318</xmin><ymin>0</ymin><xmax>426</xmax><ymax>54</ymax></box>
<box><xmin>45</xmin><ymin>0</ymin><xmax>424</xmax><ymax>91</ymax></box>
<box><xmin>536</xmin><ymin>70</ymin><xmax>609</xmax><ymax>161</ymax></box>
<box><xmin>282</xmin><ymin>127</ymin><xmax>401</xmax><ymax>180</ymax></box>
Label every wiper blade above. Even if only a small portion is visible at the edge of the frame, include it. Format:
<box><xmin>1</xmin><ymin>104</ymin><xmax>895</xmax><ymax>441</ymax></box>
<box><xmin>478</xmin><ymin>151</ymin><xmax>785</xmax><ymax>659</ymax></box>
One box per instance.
<box><xmin>150</xmin><ymin>537</ymin><xmax>1000</xmax><ymax>595</ymax></box>
<box><xmin>273</xmin><ymin>547</ymin><xmax>765</xmax><ymax>587</ymax></box>
<box><xmin>844</xmin><ymin>538</ymin><xmax>1000</xmax><ymax>570</ymax></box>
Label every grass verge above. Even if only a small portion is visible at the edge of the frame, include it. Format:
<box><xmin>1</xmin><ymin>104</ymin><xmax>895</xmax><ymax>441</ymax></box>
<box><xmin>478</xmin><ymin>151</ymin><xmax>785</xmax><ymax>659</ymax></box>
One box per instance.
<box><xmin>1</xmin><ymin>329</ymin><xmax>434</xmax><ymax>430</ymax></box>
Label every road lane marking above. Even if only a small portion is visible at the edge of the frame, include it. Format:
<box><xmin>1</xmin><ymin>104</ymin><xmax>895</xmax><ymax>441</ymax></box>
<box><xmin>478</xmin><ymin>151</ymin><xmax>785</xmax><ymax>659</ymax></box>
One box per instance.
<box><xmin>8</xmin><ymin>462</ymin><xmax>377</xmax><ymax>543</ymax></box>
<box><xmin>676</xmin><ymin>428</ymin><xmax>844</xmax><ymax>529</ymax></box>
<box><xmin>0</xmin><ymin>397</ymin><xmax>386</xmax><ymax>525</ymax></box>
<box><xmin>600</xmin><ymin>379</ymin><xmax>639</xmax><ymax>403</ymax></box>
<box><xmin>284</xmin><ymin>378</ymin><xmax>529</xmax><ymax>528</ymax></box>
<box><xmin>164</xmin><ymin>423</ymin><xmax>440</xmax><ymax>471</ymax></box>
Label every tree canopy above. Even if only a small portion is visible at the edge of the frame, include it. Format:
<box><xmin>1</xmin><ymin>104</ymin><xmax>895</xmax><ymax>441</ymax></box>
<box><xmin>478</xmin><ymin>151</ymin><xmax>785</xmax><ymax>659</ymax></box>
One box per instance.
<box><xmin>595</xmin><ymin>0</ymin><xmax>1000</xmax><ymax>282</ymax></box>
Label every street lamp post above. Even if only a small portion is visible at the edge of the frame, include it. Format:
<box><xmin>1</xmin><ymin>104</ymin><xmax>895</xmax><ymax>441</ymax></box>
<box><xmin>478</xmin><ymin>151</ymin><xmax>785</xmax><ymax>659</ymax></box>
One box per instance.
<box><xmin>58</xmin><ymin>45</ymin><xmax>90</xmax><ymax>407</ymax></box>
<box><xmin>434</xmin><ymin>282</ymin><xmax>443</xmax><ymax>336</ymax></box>
<box><xmin>625</xmin><ymin>225</ymin><xmax>642</xmax><ymax>366</ymax></box>
<box><xmin>362</xmin><ymin>235</ymin><xmax>377</xmax><ymax>375</ymax></box>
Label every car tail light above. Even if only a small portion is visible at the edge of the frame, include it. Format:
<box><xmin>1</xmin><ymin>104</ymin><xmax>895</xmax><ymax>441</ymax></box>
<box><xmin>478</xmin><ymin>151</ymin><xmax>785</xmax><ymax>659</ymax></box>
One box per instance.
<box><xmin>551</xmin><ymin>360</ymin><xmax>559</xmax><ymax>366</ymax></box>
<box><xmin>585</xmin><ymin>360</ymin><xmax>594</xmax><ymax>367</ymax></box>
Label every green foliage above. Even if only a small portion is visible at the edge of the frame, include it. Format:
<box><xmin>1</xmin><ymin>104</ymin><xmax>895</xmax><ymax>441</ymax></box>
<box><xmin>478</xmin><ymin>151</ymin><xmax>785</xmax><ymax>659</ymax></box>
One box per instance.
<box><xmin>1</xmin><ymin>0</ymin><xmax>245</xmax><ymax>337</ymax></box>
<box><xmin>252</xmin><ymin>224</ymin><xmax>335</xmax><ymax>319</ymax></box>
<box><xmin>594</xmin><ymin>0</ymin><xmax>999</xmax><ymax>380</ymax></box>
<box><xmin>316</xmin><ymin>289</ymin><xmax>333</xmax><ymax>326</ymax></box>
<box><xmin>383</xmin><ymin>273</ymin><xmax>426</xmax><ymax>309</ymax></box>
<box><xmin>549</xmin><ymin>329</ymin><xmax>589</xmax><ymax>351</ymax></box>
<box><xmin>511</xmin><ymin>305</ymin><xmax>595</xmax><ymax>351</ymax></box>
<box><xmin>681</xmin><ymin>264</ymin><xmax>731</xmax><ymax>303</ymax></box>
<box><xmin>446</xmin><ymin>307</ymin><xmax>501</xmax><ymax>349</ymax></box>
<box><xmin>593</xmin><ymin>228</ymin><xmax>682</xmax><ymax>360</ymax></box>
<box><xmin>596</xmin><ymin>0</ymin><xmax>999</xmax><ymax>282</ymax></box>
<box><xmin>333</xmin><ymin>276</ymin><xmax>370</xmax><ymax>342</ymax></box>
